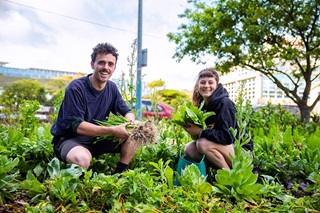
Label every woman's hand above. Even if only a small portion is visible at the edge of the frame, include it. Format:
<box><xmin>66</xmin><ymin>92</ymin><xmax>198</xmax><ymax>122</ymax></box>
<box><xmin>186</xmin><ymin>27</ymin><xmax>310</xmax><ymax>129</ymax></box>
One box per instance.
<box><xmin>183</xmin><ymin>122</ymin><xmax>202</xmax><ymax>137</ymax></box>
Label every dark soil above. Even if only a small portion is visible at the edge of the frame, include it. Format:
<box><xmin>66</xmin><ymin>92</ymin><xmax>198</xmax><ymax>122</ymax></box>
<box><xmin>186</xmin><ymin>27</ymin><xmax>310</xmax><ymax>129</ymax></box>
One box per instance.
<box><xmin>0</xmin><ymin>192</ymin><xmax>32</xmax><ymax>213</ymax></box>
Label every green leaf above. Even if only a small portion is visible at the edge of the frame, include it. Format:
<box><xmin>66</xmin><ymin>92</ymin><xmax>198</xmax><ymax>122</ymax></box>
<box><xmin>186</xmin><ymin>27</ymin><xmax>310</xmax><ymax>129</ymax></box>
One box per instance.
<box><xmin>214</xmin><ymin>183</ymin><xmax>232</xmax><ymax>194</ymax></box>
<box><xmin>0</xmin><ymin>157</ymin><xmax>19</xmax><ymax>173</ymax></box>
<box><xmin>215</xmin><ymin>169</ymin><xmax>234</xmax><ymax>186</ymax></box>
<box><xmin>19</xmin><ymin>171</ymin><xmax>46</xmax><ymax>194</ymax></box>
<box><xmin>0</xmin><ymin>171</ymin><xmax>19</xmax><ymax>189</ymax></box>
<box><xmin>33</xmin><ymin>164</ymin><xmax>44</xmax><ymax>177</ymax></box>
<box><xmin>186</xmin><ymin>107</ymin><xmax>201</xmax><ymax>126</ymax></box>
<box><xmin>237</xmin><ymin>170</ymin><xmax>258</xmax><ymax>186</ymax></box>
<box><xmin>47</xmin><ymin>157</ymin><xmax>61</xmax><ymax>178</ymax></box>
<box><xmin>198</xmin><ymin>182</ymin><xmax>213</xmax><ymax>194</ymax></box>
<box><xmin>164</xmin><ymin>166</ymin><xmax>174</xmax><ymax>189</ymax></box>
<box><xmin>149</xmin><ymin>162</ymin><xmax>160</xmax><ymax>170</ymax></box>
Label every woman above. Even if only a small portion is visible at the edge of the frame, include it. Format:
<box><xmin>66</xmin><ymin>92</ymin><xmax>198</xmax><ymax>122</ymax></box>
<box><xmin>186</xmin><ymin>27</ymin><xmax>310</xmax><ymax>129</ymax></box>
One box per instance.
<box><xmin>184</xmin><ymin>67</ymin><xmax>237</xmax><ymax>169</ymax></box>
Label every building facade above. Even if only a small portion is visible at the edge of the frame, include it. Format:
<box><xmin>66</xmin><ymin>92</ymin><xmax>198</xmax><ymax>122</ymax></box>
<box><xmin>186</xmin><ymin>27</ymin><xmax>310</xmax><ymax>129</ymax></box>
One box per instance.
<box><xmin>220</xmin><ymin>69</ymin><xmax>320</xmax><ymax>114</ymax></box>
<box><xmin>0</xmin><ymin>64</ymin><xmax>80</xmax><ymax>79</ymax></box>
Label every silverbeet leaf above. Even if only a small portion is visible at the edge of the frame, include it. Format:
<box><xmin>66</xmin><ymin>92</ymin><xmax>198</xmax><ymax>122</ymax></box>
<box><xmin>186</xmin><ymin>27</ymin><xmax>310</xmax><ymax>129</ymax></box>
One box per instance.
<box><xmin>171</xmin><ymin>101</ymin><xmax>215</xmax><ymax>129</ymax></box>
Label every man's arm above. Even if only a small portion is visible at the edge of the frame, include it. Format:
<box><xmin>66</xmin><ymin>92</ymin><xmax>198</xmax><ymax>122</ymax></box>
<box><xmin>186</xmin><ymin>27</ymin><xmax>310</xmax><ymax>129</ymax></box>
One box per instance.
<box><xmin>76</xmin><ymin>121</ymin><xmax>129</xmax><ymax>141</ymax></box>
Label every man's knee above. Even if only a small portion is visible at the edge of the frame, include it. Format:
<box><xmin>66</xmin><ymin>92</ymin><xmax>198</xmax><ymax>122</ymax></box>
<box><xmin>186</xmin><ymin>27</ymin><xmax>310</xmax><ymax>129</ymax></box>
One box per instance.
<box><xmin>66</xmin><ymin>146</ymin><xmax>92</xmax><ymax>169</ymax></box>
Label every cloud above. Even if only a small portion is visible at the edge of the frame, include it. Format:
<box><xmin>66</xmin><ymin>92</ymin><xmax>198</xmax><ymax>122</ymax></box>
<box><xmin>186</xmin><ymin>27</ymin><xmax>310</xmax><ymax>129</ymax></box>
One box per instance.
<box><xmin>0</xmin><ymin>0</ymin><xmax>211</xmax><ymax>91</ymax></box>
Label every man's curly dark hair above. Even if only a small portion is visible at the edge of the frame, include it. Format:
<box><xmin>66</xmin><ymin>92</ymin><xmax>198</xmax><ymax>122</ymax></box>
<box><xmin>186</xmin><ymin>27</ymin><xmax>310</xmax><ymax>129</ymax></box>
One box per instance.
<box><xmin>91</xmin><ymin>42</ymin><xmax>119</xmax><ymax>63</ymax></box>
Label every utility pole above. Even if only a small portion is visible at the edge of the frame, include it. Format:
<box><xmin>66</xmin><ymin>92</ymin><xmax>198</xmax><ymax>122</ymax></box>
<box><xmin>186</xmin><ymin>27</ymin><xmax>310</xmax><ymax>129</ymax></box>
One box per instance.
<box><xmin>135</xmin><ymin>0</ymin><xmax>147</xmax><ymax>120</ymax></box>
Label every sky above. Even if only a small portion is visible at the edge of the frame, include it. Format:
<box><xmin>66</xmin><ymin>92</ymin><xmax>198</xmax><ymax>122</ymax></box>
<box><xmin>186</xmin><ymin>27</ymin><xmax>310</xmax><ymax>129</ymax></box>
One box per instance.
<box><xmin>0</xmin><ymin>0</ymin><xmax>213</xmax><ymax>91</ymax></box>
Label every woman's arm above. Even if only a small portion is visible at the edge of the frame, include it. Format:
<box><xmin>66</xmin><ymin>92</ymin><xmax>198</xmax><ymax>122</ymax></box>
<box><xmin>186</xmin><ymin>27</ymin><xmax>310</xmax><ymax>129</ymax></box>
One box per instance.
<box><xmin>201</xmin><ymin>100</ymin><xmax>237</xmax><ymax>144</ymax></box>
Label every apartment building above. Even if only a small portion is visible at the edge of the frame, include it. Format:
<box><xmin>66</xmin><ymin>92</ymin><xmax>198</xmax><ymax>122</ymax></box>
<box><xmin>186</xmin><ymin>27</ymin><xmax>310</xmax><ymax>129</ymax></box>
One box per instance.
<box><xmin>220</xmin><ymin>69</ymin><xmax>320</xmax><ymax>114</ymax></box>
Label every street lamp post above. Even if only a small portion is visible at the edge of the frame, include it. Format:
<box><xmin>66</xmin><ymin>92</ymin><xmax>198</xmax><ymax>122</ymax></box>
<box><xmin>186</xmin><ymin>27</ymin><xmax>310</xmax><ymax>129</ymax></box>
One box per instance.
<box><xmin>135</xmin><ymin>0</ymin><xmax>147</xmax><ymax>120</ymax></box>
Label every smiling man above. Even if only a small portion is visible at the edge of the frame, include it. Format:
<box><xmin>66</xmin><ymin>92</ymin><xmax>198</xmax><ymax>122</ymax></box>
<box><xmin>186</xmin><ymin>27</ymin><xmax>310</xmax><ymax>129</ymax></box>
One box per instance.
<box><xmin>51</xmin><ymin>42</ymin><xmax>137</xmax><ymax>174</ymax></box>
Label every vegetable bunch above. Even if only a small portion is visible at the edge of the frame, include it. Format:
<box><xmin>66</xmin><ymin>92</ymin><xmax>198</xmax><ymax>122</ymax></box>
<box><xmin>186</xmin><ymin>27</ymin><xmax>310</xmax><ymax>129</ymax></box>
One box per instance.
<box><xmin>95</xmin><ymin>113</ymin><xmax>158</xmax><ymax>147</ymax></box>
<box><xmin>171</xmin><ymin>101</ymin><xmax>215</xmax><ymax>129</ymax></box>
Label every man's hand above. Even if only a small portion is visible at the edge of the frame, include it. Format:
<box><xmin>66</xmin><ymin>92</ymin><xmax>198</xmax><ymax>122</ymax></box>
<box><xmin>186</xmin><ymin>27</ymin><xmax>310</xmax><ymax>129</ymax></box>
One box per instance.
<box><xmin>111</xmin><ymin>123</ymin><xmax>129</xmax><ymax>141</ymax></box>
<box><xmin>125</xmin><ymin>112</ymin><xmax>135</xmax><ymax>124</ymax></box>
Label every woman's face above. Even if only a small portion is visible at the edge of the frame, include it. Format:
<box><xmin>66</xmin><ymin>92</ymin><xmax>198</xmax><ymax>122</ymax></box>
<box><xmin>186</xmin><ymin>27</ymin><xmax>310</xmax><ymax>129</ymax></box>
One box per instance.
<box><xmin>198</xmin><ymin>76</ymin><xmax>218</xmax><ymax>101</ymax></box>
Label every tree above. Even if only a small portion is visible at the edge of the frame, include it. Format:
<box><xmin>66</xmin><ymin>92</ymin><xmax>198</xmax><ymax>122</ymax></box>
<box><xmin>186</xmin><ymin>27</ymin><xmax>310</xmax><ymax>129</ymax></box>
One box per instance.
<box><xmin>157</xmin><ymin>89</ymin><xmax>191</xmax><ymax>109</ymax></box>
<box><xmin>148</xmin><ymin>79</ymin><xmax>165</xmax><ymax>92</ymax></box>
<box><xmin>46</xmin><ymin>73</ymin><xmax>85</xmax><ymax>106</ymax></box>
<box><xmin>167</xmin><ymin>0</ymin><xmax>320</xmax><ymax>123</ymax></box>
<box><xmin>0</xmin><ymin>79</ymin><xmax>47</xmax><ymax>108</ymax></box>
<box><xmin>146</xmin><ymin>79</ymin><xmax>166</xmax><ymax>119</ymax></box>
<box><xmin>47</xmin><ymin>73</ymin><xmax>85</xmax><ymax>94</ymax></box>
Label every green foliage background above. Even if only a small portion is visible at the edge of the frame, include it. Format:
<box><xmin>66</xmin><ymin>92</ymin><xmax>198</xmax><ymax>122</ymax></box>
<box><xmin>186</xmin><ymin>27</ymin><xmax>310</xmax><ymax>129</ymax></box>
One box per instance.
<box><xmin>0</xmin><ymin>93</ymin><xmax>320</xmax><ymax>212</ymax></box>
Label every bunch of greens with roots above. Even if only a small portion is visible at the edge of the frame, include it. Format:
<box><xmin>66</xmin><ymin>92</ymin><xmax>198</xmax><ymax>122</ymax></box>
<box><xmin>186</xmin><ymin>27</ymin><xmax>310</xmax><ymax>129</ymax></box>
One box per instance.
<box><xmin>95</xmin><ymin>113</ymin><xmax>159</xmax><ymax>147</ymax></box>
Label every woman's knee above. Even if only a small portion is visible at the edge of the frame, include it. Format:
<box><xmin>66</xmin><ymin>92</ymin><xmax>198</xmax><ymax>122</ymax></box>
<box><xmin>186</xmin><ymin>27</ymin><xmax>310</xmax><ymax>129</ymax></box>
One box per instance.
<box><xmin>196</xmin><ymin>138</ymin><xmax>209</xmax><ymax>154</ymax></box>
<box><xmin>184</xmin><ymin>142</ymin><xmax>195</xmax><ymax>155</ymax></box>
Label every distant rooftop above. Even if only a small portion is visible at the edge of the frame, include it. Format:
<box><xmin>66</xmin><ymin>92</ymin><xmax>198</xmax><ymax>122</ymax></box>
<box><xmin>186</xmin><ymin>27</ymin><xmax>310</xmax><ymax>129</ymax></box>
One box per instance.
<box><xmin>0</xmin><ymin>61</ymin><xmax>9</xmax><ymax>67</ymax></box>
<box><xmin>0</xmin><ymin>64</ymin><xmax>85</xmax><ymax>79</ymax></box>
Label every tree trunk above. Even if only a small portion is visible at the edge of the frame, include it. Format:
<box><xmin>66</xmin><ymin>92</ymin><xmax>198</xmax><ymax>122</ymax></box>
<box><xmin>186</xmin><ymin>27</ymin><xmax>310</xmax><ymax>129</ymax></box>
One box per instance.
<box><xmin>299</xmin><ymin>105</ymin><xmax>311</xmax><ymax>123</ymax></box>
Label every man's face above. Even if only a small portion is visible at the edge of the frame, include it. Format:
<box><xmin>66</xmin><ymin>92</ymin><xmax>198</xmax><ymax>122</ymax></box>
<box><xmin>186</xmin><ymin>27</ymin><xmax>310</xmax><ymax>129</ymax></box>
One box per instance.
<box><xmin>91</xmin><ymin>53</ymin><xmax>116</xmax><ymax>83</ymax></box>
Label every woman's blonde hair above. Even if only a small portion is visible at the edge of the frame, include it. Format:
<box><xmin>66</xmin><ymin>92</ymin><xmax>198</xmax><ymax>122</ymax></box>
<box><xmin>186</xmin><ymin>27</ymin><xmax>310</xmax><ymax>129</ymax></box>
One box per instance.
<box><xmin>192</xmin><ymin>67</ymin><xmax>220</xmax><ymax>106</ymax></box>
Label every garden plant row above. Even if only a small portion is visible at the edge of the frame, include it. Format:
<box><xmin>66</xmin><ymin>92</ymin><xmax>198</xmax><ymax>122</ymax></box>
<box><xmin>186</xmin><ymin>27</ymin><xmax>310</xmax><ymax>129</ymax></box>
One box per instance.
<box><xmin>0</xmin><ymin>99</ymin><xmax>320</xmax><ymax>212</ymax></box>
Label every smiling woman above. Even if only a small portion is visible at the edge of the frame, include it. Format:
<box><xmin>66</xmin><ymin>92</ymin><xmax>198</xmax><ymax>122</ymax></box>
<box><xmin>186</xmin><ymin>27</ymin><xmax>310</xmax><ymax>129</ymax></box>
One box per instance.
<box><xmin>182</xmin><ymin>67</ymin><xmax>253</xmax><ymax>170</ymax></box>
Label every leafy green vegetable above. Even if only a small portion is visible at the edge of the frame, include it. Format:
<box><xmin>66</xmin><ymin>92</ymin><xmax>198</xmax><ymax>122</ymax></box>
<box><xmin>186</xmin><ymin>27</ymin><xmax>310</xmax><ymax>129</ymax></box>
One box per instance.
<box><xmin>0</xmin><ymin>156</ymin><xmax>19</xmax><ymax>205</ymax></box>
<box><xmin>171</xmin><ymin>101</ymin><xmax>215</xmax><ymax>129</ymax></box>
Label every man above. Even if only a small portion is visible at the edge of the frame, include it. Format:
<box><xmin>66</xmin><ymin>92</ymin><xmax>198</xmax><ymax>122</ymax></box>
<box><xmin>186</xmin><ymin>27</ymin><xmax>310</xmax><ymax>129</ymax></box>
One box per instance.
<box><xmin>51</xmin><ymin>42</ymin><xmax>137</xmax><ymax>174</ymax></box>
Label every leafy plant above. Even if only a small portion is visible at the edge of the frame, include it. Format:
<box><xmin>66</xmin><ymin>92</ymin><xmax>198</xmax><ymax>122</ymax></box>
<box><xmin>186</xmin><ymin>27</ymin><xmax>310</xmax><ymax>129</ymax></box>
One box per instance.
<box><xmin>176</xmin><ymin>164</ymin><xmax>211</xmax><ymax>193</ymax></box>
<box><xmin>19</xmin><ymin>170</ymin><xmax>47</xmax><ymax>203</ymax></box>
<box><xmin>0</xmin><ymin>156</ymin><xmax>19</xmax><ymax>206</ymax></box>
<box><xmin>213</xmin><ymin>148</ymin><xmax>267</xmax><ymax>203</ymax></box>
<box><xmin>149</xmin><ymin>158</ymin><xmax>174</xmax><ymax>189</ymax></box>
<box><xmin>212</xmin><ymin>84</ymin><xmax>267</xmax><ymax>204</ymax></box>
<box><xmin>16</xmin><ymin>100</ymin><xmax>41</xmax><ymax>138</ymax></box>
<box><xmin>171</xmin><ymin>101</ymin><xmax>215</xmax><ymax>129</ymax></box>
<box><xmin>2</xmin><ymin>124</ymin><xmax>54</xmax><ymax>180</ymax></box>
<box><xmin>118</xmin><ymin>38</ymin><xmax>137</xmax><ymax>109</ymax></box>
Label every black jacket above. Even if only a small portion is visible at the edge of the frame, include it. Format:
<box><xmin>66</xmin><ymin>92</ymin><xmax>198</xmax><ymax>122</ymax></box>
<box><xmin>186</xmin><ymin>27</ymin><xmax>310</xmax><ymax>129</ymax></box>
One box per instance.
<box><xmin>199</xmin><ymin>83</ymin><xmax>254</xmax><ymax>151</ymax></box>
<box><xmin>199</xmin><ymin>84</ymin><xmax>237</xmax><ymax>145</ymax></box>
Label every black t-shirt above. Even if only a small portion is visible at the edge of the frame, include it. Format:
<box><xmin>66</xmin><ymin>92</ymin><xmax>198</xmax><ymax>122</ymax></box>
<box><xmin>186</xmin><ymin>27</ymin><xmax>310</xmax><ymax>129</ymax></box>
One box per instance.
<box><xmin>51</xmin><ymin>74</ymin><xmax>131</xmax><ymax>139</ymax></box>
